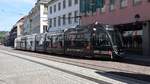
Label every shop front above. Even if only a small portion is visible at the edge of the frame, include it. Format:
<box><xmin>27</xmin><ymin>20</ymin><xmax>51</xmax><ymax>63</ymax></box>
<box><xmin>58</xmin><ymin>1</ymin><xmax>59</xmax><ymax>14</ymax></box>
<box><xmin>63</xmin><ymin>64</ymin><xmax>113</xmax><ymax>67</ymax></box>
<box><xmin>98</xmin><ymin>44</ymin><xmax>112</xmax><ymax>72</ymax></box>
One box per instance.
<box><xmin>115</xmin><ymin>21</ymin><xmax>150</xmax><ymax>56</ymax></box>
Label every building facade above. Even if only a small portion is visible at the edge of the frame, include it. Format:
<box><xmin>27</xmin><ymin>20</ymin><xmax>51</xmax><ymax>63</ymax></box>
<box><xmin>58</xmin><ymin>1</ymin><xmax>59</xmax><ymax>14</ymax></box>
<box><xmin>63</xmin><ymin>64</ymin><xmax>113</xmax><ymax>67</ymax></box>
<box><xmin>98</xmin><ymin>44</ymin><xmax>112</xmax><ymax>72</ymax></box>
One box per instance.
<box><xmin>23</xmin><ymin>15</ymin><xmax>31</xmax><ymax>35</ymax></box>
<box><xmin>6</xmin><ymin>16</ymin><xmax>26</xmax><ymax>47</ymax></box>
<box><xmin>80</xmin><ymin>0</ymin><xmax>150</xmax><ymax>56</ymax></box>
<box><xmin>48</xmin><ymin>0</ymin><xmax>80</xmax><ymax>32</ymax></box>
<box><xmin>29</xmin><ymin>0</ymin><xmax>49</xmax><ymax>34</ymax></box>
<box><xmin>15</xmin><ymin>16</ymin><xmax>26</xmax><ymax>37</ymax></box>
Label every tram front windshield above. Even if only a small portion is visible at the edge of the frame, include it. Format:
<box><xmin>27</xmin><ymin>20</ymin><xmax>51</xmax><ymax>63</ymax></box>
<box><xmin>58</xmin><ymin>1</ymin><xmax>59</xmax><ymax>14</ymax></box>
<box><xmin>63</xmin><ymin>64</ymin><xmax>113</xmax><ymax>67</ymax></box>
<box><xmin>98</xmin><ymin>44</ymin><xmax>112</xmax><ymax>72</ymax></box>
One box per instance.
<box><xmin>93</xmin><ymin>26</ymin><xmax>123</xmax><ymax>48</ymax></box>
<box><xmin>108</xmin><ymin>30</ymin><xmax>123</xmax><ymax>48</ymax></box>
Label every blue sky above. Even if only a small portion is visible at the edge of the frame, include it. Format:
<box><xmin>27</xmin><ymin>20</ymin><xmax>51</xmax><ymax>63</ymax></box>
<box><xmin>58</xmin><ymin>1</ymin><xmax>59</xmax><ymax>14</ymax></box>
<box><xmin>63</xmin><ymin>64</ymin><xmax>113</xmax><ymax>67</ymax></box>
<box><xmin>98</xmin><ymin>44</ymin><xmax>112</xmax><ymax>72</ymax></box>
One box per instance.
<box><xmin>0</xmin><ymin>0</ymin><xmax>36</xmax><ymax>31</ymax></box>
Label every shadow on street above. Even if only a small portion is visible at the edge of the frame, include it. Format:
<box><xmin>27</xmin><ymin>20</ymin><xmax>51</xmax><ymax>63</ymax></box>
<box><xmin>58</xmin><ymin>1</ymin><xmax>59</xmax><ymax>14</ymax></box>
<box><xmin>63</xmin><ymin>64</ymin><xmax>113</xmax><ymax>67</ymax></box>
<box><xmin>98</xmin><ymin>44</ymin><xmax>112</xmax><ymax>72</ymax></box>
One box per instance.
<box><xmin>95</xmin><ymin>71</ymin><xmax>150</xmax><ymax>83</ymax></box>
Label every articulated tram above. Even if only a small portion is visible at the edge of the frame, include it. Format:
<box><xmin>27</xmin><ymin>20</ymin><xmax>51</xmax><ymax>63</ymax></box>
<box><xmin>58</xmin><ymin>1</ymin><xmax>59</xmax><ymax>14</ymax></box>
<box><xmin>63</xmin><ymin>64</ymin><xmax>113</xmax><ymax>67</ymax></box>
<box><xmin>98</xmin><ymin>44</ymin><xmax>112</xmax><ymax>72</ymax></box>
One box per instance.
<box><xmin>14</xmin><ymin>23</ymin><xmax>124</xmax><ymax>59</ymax></box>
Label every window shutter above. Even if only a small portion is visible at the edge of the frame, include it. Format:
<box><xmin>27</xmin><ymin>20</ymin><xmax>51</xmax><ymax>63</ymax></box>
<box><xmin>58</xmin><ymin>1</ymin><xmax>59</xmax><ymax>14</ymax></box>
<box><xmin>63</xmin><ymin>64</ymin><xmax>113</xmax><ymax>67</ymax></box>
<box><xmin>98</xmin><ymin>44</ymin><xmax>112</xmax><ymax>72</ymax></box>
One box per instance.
<box><xmin>96</xmin><ymin>0</ymin><xmax>104</xmax><ymax>8</ymax></box>
<box><xmin>80</xmin><ymin>0</ymin><xmax>86</xmax><ymax>13</ymax></box>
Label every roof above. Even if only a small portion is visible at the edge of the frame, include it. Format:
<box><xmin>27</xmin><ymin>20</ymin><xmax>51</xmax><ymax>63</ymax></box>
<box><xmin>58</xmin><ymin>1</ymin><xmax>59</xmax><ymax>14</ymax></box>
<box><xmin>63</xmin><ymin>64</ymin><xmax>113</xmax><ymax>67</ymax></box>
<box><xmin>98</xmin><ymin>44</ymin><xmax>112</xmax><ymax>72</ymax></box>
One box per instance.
<box><xmin>47</xmin><ymin>0</ymin><xmax>57</xmax><ymax>5</ymax></box>
<box><xmin>37</xmin><ymin>0</ymin><xmax>51</xmax><ymax>4</ymax></box>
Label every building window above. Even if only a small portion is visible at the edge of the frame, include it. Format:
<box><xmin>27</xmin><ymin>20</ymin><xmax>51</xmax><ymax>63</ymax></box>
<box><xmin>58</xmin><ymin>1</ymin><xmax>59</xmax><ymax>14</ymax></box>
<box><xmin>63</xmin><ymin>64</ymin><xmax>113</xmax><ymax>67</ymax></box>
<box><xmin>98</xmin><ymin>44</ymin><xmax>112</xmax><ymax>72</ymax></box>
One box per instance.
<box><xmin>133</xmin><ymin>0</ymin><xmax>142</xmax><ymax>5</ymax></box>
<box><xmin>74</xmin><ymin>11</ymin><xmax>78</xmax><ymax>23</ymax></box>
<box><xmin>89</xmin><ymin>0</ymin><xmax>97</xmax><ymax>13</ymax></box>
<box><xmin>44</xmin><ymin>5</ymin><xmax>48</xmax><ymax>14</ymax></box>
<box><xmin>100</xmin><ymin>0</ymin><xmax>106</xmax><ymax>13</ymax></box>
<box><xmin>63</xmin><ymin>15</ymin><xmax>66</xmax><ymax>25</ymax></box>
<box><xmin>74</xmin><ymin>0</ymin><xmax>78</xmax><ymax>4</ymax></box>
<box><xmin>49</xmin><ymin>19</ymin><xmax>52</xmax><ymax>28</ymax></box>
<box><xmin>43</xmin><ymin>25</ymin><xmax>48</xmax><ymax>33</ymax></box>
<box><xmin>120</xmin><ymin>0</ymin><xmax>128</xmax><ymax>8</ymax></box>
<box><xmin>50</xmin><ymin>7</ymin><xmax>52</xmax><ymax>14</ymax></box>
<box><xmin>63</xmin><ymin>0</ymin><xmax>66</xmax><ymax>9</ymax></box>
<box><xmin>68</xmin><ymin>13</ymin><xmax>72</xmax><ymax>24</ymax></box>
<box><xmin>58</xmin><ymin>2</ymin><xmax>61</xmax><ymax>11</ymax></box>
<box><xmin>58</xmin><ymin>16</ymin><xmax>61</xmax><ymax>26</ymax></box>
<box><xmin>54</xmin><ymin>18</ymin><xmax>56</xmax><ymax>27</ymax></box>
<box><xmin>68</xmin><ymin>0</ymin><xmax>72</xmax><ymax>7</ymax></box>
<box><xmin>109</xmin><ymin>0</ymin><xmax>115</xmax><ymax>11</ymax></box>
<box><xmin>54</xmin><ymin>5</ymin><xmax>56</xmax><ymax>12</ymax></box>
<box><xmin>80</xmin><ymin>0</ymin><xmax>86</xmax><ymax>13</ymax></box>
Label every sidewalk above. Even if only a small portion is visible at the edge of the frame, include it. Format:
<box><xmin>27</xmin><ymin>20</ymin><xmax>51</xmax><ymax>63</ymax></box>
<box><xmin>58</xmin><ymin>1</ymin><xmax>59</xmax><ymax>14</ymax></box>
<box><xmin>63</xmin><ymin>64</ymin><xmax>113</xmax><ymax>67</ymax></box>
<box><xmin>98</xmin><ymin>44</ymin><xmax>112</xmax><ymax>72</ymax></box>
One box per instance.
<box><xmin>123</xmin><ymin>53</ymin><xmax>150</xmax><ymax>66</ymax></box>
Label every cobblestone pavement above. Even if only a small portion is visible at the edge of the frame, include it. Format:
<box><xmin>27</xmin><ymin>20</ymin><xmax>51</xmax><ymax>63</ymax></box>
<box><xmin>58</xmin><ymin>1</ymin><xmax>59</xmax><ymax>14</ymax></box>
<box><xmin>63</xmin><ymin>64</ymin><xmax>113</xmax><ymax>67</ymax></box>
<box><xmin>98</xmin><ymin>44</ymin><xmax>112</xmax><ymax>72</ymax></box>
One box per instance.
<box><xmin>0</xmin><ymin>52</ymin><xmax>101</xmax><ymax>84</ymax></box>
<box><xmin>0</xmin><ymin>46</ymin><xmax>150</xmax><ymax>83</ymax></box>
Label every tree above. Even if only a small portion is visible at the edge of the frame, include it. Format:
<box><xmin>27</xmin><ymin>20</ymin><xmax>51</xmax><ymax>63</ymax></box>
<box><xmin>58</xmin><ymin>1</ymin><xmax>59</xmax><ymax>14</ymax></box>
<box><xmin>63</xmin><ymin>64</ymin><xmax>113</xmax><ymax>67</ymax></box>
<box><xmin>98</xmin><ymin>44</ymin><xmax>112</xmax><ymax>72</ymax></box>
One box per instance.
<box><xmin>0</xmin><ymin>31</ymin><xmax>7</xmax><ymax>44</ymax></box>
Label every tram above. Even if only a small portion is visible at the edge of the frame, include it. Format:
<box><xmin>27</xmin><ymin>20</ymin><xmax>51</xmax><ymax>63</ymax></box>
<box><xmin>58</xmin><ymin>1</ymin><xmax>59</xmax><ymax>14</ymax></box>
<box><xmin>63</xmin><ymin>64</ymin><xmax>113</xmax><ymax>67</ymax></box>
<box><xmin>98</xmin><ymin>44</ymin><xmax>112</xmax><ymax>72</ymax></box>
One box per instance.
<box><xmin>64</xmin><ymin>23</ymin><xmax>124</xmax><ymax>59</ymax></box>
<box><xmin>14</xmin><ymin>23</ymin><xmax>124</xmax><ymax>59</ymax></box>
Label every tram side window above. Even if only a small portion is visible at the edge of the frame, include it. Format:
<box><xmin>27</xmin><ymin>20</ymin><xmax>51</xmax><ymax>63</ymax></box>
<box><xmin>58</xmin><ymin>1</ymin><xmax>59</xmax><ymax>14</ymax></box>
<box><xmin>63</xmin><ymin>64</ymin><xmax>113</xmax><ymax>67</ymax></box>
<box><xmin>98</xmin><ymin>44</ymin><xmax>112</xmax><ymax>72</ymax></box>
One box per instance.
<box><xmin>75</xmin><ymin>34</ymin><xmax>85</xmax><ymax>48</ymax></box>
<box><xmin>30</xmin><ymin>41</ymin><xmax>33</xmax><ymax>46</ymax></box>
<box><xmin>52</xmin><ymin>36</ymin><xmax>57</xmax><ymax>48</ymax></box>
<box><xmin>66</xmin><ymin>34</ymin><xmax>76</xmax><ymax>48</ymax></box>
<box><xmin>36</xmin><ymin>41</ymin><xmax>39</xmax><ymax>46</ymax></box>
<box><xmin>58</xmin><ymin>35</ymin><xmax>63</xmax><ymax>48</ymax></box>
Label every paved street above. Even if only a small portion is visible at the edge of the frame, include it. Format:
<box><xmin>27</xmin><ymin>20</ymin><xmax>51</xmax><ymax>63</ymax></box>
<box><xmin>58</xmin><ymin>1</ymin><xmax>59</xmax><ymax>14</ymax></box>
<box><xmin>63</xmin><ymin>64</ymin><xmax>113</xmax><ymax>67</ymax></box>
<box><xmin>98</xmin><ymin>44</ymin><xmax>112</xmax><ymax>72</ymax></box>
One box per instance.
<box><xmin>1</xmin><ymin>0</ymin><xmax>150</xmax><ymax>84</ymax></box>
<box><xmin>0</xmin><ymin>46</ymin><xmax>150</xmax><ymax>84</ymax></box>
<box><xmin>0</xmin><ymin>50</ymin><xmax>100</xmax><ymax>84</ymax></box>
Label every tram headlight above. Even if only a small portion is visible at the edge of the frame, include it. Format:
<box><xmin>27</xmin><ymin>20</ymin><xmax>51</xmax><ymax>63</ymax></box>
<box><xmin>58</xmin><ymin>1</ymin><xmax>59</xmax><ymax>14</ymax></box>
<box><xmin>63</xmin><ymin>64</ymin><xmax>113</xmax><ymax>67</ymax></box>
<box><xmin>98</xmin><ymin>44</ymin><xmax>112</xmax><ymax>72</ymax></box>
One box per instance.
<box><xmin>93</xmin><ymin>28</ymin><xmax>96</xmax><ymax>31</ymax></box>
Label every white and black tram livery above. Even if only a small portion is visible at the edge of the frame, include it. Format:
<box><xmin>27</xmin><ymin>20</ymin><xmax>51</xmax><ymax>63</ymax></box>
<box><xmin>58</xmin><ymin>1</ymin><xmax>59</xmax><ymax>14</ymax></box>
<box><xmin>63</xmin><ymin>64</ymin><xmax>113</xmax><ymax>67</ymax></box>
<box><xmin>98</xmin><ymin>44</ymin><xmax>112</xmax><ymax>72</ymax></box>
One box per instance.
<box><xmin>46</xmin><ymin>31</ymin><xmax>64</xmax><ymax>54</ymax></box>
<box><xmin>14</xmin><ymin>23</ymin><xmax>124</xmax><ymax>59</ymax></box>
<box><xmin>26</xmin><ymin>34</ymin><xmax>36</xmax><ymax>51</ymax></box>
<box><xmin>14</xmin><ymin>36</ymin><xmax>22</xmax><ymax>50</ymax></box>
<box><xmin>35</xmin><ymin>33</ymin><xmax>47</xmax><ymax>52</ymax></box>
<box><xmin>64</xmin><ymin>23</ymin><xmax>124</xmax><ymax>59</ymax></box>
<box><xmin>20</xmin><ymin>36</ymin><xmax>27</xmax><ymax>50</ymax></box>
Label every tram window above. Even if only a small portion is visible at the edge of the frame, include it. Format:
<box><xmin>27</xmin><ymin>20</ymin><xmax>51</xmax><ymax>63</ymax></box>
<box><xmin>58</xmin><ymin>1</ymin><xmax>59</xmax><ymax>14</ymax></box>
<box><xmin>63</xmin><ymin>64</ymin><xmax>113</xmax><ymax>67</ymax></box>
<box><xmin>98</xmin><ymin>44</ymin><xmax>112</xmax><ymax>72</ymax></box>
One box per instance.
<box><xmin>66</xmin><ymin>34</ymin><xmax>76</xmax><ymax>47</ymax></box>
<box><xmin>36</xmin><ymin>41</ymin><xmax>39</xmax><ymax>45</ymax></box>
<box><xmin>109</xmin><ymin>30</ymin><xmax>122</xmax><ymax>47</ymax></box>
<box><xmin>51</xmin><ymin>36</ymin><xmax>56</xmax><ymax>47</ymax></box>
<box><xmin>58</xmin><ymin>35</ymin><xmax>63</xmax><ymax>48</ymax></box>
<box><xmin>30</xmin><ymin>41</ymin><xmax>33</xmax><ymax>46</ymax></box>
<box><xmin>93</xmin><ymin>31</ymin><xmax>111</xmax><ymax>47</ymax></box>
<box><xmin>75</xmin><ymin>33</ymin><xmax>89</xmax><ymax>48</ymax></box>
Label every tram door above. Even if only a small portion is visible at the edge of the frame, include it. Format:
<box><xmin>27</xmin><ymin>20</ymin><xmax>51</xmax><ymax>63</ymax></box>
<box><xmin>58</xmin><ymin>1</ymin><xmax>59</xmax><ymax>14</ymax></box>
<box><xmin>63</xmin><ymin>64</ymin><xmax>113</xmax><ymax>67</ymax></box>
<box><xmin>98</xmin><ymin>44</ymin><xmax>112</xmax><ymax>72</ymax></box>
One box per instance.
<box><xmin>92</xmin><ymin>29</ymin><xmax>112</xmax><ymax>56</ymax></box>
